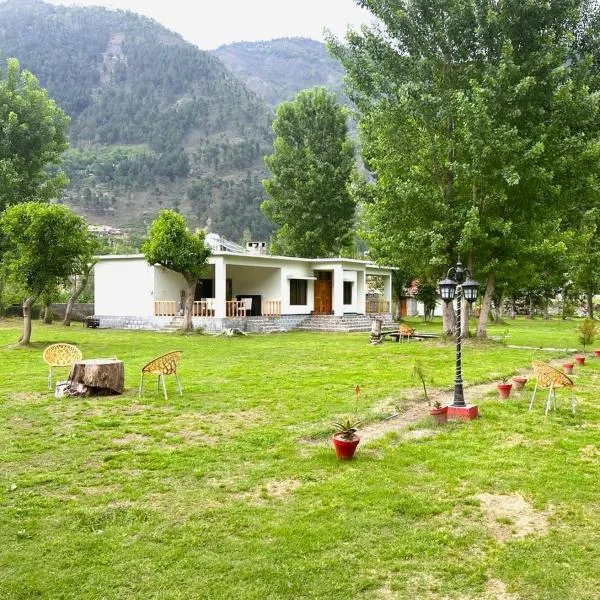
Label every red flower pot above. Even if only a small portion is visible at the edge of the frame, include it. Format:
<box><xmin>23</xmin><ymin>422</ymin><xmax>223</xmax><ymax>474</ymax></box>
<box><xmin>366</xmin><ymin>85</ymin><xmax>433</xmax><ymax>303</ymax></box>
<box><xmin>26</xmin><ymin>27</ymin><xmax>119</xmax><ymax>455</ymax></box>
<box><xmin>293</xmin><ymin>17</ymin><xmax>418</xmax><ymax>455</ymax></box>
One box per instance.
<box><xmin>563</xmin><ymin>362</ymin><xmax>574</xmax><ymax>374</ymax></box>
<box><xmin>512</xmin><ymin>376</ymin><xmax>527</xmax><ymax>390</ymax></box>
<box><xmin>332</xmin><ymin>434</ymin><xmax>360</xmax><ymax>460</ymax></box>
<box><xmin>594</xmin><ymin>350</ymin><xmax>600</xmax><ymax>357</ymax></box>
<box><xmin>575</xmin><ymin>356</ymin><xmax>586</xmax><ymax>366</ymax></box>
<box><xmin>429</xmin><ymin>406</ymin><xmax>448</xmax><ymax>424</ymax></box>
<box><xmin>497</xmin><ymin>383</ymin><xmax>512</xmax><ymax>399</ymax></box>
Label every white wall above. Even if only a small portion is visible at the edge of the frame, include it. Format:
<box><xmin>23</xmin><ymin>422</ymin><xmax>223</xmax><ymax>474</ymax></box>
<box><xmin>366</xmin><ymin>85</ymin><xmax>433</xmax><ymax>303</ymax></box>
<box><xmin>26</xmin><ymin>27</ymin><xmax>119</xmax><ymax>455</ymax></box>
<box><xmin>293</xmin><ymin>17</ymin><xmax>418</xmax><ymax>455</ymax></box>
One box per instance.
<box><xmin>95</xmin><ymin>258</ymin><xmax>154</xmax><ymax>316</ymax></box>
<box><xmin>154</xmin><ymin>266</ymin><xmax>187</xmax><ymax>302</ymax></box>
<box><xmin>281</xmin><ymin>264</ymin><xmax>315</xmax><ymax>315</ymax></box>
<box><xmin>228</xmin><ymin>265</ymin><xmax>280</xmax><ymax>300</ymax></box>
<box><xmin>343</xmin><ymin>270</ymin><xmax>359</xmax><ymax>313</ymax></box>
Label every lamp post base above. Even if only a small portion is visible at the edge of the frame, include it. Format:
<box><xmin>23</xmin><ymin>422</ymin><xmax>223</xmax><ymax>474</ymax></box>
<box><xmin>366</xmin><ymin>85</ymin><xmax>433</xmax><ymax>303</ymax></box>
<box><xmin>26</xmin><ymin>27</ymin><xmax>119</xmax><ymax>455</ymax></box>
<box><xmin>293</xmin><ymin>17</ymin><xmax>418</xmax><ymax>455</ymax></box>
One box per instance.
<box><xmin>447</xmin><ymin>404</ymin><xmax>479</xmax><ymax>420</ymax></box>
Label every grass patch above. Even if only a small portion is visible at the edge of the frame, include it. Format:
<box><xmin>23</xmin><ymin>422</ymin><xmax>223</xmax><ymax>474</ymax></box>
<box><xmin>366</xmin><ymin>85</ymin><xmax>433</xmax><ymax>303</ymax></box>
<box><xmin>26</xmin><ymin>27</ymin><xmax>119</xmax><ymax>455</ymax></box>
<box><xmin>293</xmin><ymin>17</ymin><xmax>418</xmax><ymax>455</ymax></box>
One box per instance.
<box><xmin>1</xmin><ymin>317</ymin><xmax>599</xmax><ymax>598</ymax></box>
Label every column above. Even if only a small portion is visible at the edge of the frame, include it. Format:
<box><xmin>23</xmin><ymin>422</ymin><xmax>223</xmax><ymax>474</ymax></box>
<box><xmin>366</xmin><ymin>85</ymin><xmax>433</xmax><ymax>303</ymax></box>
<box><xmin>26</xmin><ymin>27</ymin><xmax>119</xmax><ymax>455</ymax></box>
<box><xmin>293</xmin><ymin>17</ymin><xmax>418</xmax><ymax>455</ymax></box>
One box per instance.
<box><xmin>333</xmin><ymin>265</ymin><xmax>344</xmax><ymax>316</ymax></box>
<box><xmin>214</xmin><ymin>257</ymin><xmax>226</xmax><ymax>318</ymax></box>
<box><xmin>357</xmin><ymin>270</ymin><xmax>366</xmax><ymax>314</ymax></box>
<box><xmin>383</xmin><ymin>273</ymin><xmax>392</xmax><ymax>313</ymax></box>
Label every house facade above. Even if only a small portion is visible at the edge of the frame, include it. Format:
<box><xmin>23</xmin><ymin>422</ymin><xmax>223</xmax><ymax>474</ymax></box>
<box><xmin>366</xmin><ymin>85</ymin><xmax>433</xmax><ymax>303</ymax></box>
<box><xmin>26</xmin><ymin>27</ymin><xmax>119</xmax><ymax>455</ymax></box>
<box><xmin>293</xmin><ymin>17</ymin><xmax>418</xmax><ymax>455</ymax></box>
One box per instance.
<box><xmin>93</xmin><ymin>250</ymin><xmax>393</xmax><ymax>332</ymax></box>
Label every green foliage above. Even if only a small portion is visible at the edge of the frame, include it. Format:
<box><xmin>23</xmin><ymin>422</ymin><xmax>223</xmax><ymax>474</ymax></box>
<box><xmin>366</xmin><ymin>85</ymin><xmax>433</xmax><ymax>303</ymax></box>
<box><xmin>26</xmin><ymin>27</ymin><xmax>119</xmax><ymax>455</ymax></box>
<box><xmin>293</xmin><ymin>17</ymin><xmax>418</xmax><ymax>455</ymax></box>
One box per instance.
<box><xmin>262</xmin><ymin>87</ymin><xmax>356</xmax><ymax>257</ymax></box>
<box><xmin>0</xmin><ymin>0</ymin><xmax>274</xmax><ymax>240</ymax></box>
<box><xmin>141</xmin><ymin>210</ymin><xmax>210</xmax><ymax>281</ymax></box>
<box><xmin>578</xmin><ymin>318</ymin><xmax>596</xmax><ymax>350</ymax></box>
<box><xmin>415</xmin><ymin>282</ymin><xmax>438</xmax><ymax>322</ymax></box>
<box><xmin>411</xmin><ymin>359</ymin><xmax>430</xmax><ymax>404</ymax></box>
<box><xmin>0</xmin><ymin>58</ymin><xmax>69</xmax><ymax>210</ymax></box>
<box><xmin>332</xmin><ymin>418</ymin><xmax>362</xmax><ymax>440</ymax></box>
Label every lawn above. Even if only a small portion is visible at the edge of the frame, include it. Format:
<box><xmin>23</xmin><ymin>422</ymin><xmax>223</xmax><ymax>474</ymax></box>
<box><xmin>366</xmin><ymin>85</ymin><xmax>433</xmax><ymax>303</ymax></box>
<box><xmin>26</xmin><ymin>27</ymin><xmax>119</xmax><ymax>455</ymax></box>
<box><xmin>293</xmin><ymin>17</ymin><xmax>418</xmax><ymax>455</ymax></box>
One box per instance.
<box><xmin>1</xmin><ymin>317</ymin><xmax>599</xmax><ymax>599</ymax></box>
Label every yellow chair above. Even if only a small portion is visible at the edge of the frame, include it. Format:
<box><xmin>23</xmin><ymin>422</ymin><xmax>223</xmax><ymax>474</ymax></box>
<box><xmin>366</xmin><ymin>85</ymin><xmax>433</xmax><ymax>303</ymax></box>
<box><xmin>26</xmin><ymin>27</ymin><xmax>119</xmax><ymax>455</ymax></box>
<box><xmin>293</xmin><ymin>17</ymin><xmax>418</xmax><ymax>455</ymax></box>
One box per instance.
<box><xmin>43</xmin><ymin>343</ymin><xmax>83</xmax><ymax>389</ymax></box>
<box><xmin>139</xmin><ymin>351</ymin><xmax>183</xmax><ymax>400</ymax></box>
<box><xmin>529</xmin><ymin>360</ymin><xmax>576</xmax><ymax>415</ymax></box>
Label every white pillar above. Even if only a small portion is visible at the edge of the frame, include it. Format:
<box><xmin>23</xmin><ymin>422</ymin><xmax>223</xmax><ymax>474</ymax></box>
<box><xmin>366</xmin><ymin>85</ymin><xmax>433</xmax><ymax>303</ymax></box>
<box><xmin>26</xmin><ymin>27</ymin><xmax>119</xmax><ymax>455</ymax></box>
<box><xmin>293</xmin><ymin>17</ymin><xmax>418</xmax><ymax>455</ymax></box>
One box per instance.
<box><xmin>333</xmin><ymin>265</ymin><xmax>344</xmax><ymax>316</ymax></box>
<box><xmin>383</xmin><ymin>273</ymin><xmax>392</xmax><ymax>312</ymax></box>
<box><xmin>357</xmin><ymin>270</ymin><xmax>366</xmax><ymax>314</ymax></box>
<box><xmin>214</xmin><ymin>257</ymin><xmax>226</xmax><ymax>318</ymax></box>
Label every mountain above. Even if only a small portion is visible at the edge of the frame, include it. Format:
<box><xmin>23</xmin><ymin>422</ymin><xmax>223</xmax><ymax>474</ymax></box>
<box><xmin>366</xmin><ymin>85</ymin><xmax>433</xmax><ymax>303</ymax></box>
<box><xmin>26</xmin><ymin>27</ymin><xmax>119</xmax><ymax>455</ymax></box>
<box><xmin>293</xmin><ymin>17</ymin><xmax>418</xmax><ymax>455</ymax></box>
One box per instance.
<box><xmin>213</xmin><ymin>38</ymin><xmax>345</xmax><ymax>108</ymax></box>
<box><xmin>0</xmin><ymin>0</ymin><xmax>274</xmax><ymax>240</ymax></box>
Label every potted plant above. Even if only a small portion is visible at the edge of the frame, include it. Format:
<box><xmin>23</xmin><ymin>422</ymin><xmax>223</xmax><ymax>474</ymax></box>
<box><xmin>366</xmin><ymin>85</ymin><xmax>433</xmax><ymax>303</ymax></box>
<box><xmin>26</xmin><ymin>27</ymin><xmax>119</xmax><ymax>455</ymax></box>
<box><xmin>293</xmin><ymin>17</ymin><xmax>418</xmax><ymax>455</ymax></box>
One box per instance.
<box><xmin>332</xmin><ymin>418</ymin><xmax>362</xmax><ymax>460</ymax></box>
<box><xmin>512</xmin><ymin>375</ymin><xmax>528</xmax><ymax>390</ymax></box>
<box><xmin>563</xmin><ymin>361</ymin><xmax>574</xmax><ymax>374</ymax></box>
<box><xmin>497</xmin><ymin>377</ymin><xmax>512</xmax><ymax>399</ymax></box>
<box><xmin>575</xmin><ymin>355</ymin><xmax>586</xmax><ymax>366</ymax></box>
<box><xmin>429</xmin><ymin>399</ymin><xmax>448</xmax><ymax>424</ymax></box>
<box><xmin>594</xmin><ymin>349</ymin><xmax>600</xmax><ymax>357</ymax></box>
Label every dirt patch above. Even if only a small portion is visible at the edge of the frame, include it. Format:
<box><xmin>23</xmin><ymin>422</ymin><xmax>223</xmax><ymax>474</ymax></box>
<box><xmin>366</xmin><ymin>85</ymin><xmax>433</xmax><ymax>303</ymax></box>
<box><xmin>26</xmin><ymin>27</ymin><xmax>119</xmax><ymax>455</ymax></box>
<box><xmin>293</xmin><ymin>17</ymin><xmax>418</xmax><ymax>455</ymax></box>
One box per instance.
<box><xmin>476</xmin><ymin>493</ymin><xmax>549</xmax><ymax>542</ymax></box>
<box><xmin>359</xmin><ymin>403</ymin><xmax>430</xmax><ymax>444</ymax></box>
<box><xmin>484</xmin><ymin>578</ymin><xmax>521</xmax><ymax>600</ymax></box>
<box><xmin>165</xmin><ymin>430</ymin><xmax>217</xmax><ymax>445</ymax></box>
<box><xmin>112</xmin><ymin>433</ymin><xmax>150</xmax><ymax>446</ymax></box>
<box><xmin>264</xmin><ymin>478</ymin><xmax>301</xmax><ymax>499</ymax></box>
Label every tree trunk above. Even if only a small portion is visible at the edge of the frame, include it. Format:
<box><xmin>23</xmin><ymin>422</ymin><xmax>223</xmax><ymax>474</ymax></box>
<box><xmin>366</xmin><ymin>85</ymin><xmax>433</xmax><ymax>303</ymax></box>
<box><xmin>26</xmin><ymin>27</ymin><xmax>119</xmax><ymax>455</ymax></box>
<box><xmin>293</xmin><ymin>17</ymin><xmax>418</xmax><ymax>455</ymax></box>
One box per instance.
<box><xmin>461</xmin><ymin>297</ymin><xmax>470</xmax><ymax>338</ymax></box>
<box><xmin>495</xmin><ymin>296</ymin><xmax>505</xmax><ymax>322</ymax></box>
<box><xmin>527</xmin><ymin>295</ymin><xmax>534</xmax><ymax>319</ymax></box>
<box><xmin>477</xmin><ymin>272</ymin><xmax>495</xmax><ymax>338</ymax></box>
<box><xmin>20</xmin><ymin>297</ymin><xmax>35</xmax><ymax>346</ymax></box>
<box><xmin>586</xmin><ymin>287</ymin><xmax>594</xmax><ymax>320</ymax></box>
<box><xmin>442</xmin><ymin>300</ymin><xmax>456</xmax><ymax>336</ymax></box>
<box><xmin>64</xmin><ymin>266</ymin><xmax>93</xmax><ymax>326</ymax></box>
<box><xmin>511</xmin><ymin>297</ymin><xmax>517</xmax><ymax>319</ymax></box>
<box><xmin>67</xmin><ymin>359</ymin><xmax>124</xmax><ymax>396</ymax></box>
<box><xmin>182</xmin><ymin>277</ymin><xmax>197</xmax><ymax>331</ymax></box>
<box><xmin>43</xmin><ymin>304</ymin><xmax>53</xmax><ymax>324</ymax></box>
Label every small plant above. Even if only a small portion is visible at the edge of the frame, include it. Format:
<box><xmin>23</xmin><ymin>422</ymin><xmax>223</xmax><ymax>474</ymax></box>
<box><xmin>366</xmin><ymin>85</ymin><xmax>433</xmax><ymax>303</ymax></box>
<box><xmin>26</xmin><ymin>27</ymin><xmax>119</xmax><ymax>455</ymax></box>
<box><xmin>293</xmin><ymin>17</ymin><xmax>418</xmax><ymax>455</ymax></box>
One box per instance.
<box><xmin>500</xmin><ymin>376</ymin><xmax>508</xmax><ymax>385</ymax></box>
<box><xmin>431</xmin><ymin>399</ymin><xmax>442</xmax><ymax>410</ymax></box>
<box><xmin>412</xmin><ymin>359</ymin><xmax>430</xmax><ymax>405</ymax></box>
<box><xmin>332</xmin><ymin>418</ymin><xmax>362</xmax><ymax>440</ymax></box>
<box><xmin>578</xmin><ymin>318</ymin><xmax>596</xmax><ymax>351</ymax></box>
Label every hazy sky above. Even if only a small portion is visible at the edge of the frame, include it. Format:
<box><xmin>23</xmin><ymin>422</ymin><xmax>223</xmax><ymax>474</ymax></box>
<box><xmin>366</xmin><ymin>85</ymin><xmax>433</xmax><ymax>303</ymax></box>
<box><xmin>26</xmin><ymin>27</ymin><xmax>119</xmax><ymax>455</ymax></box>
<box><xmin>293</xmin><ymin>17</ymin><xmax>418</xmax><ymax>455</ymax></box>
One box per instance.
<box><xmin>47</xmin><ymin>0</ymin><xmax>373</xmax><ymax>50</ymax></box>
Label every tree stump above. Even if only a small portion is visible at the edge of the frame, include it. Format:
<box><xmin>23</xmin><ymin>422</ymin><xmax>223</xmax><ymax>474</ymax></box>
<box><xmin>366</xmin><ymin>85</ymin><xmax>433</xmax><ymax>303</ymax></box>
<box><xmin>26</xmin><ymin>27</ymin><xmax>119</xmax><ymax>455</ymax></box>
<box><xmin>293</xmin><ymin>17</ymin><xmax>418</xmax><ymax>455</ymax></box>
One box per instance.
<box><xmin>67</xmin><ymin>359</ymin><xmax>124</xmax><ymax>396</ymax></box>
<box><xmin>369</xmin><ymin>318</ymin><xmax>383</xmax><ymax>344</ymax></box>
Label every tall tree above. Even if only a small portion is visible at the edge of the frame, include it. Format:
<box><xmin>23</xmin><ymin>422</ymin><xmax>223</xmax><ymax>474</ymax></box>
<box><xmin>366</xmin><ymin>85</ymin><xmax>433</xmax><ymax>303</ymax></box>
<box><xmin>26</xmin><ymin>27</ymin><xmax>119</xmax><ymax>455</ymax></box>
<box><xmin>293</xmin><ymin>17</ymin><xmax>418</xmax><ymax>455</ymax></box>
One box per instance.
<box><xmin>330</xmin><ymin>0</ymin><xmax>600</xmax><ymax>337</ymax></box>
<box><xmin>0</xmin><ymin>58</ymin><xmax>70</xmax><ymax>211</ymax></box>
<box><xmin>262</xmin><ymin>87</ymin><xmax>356</xmax><ymax>257</ymax></box>
<box><xmin>141</xmin><ymin>210</ymin><xmax>211</xmax><ymax>331</ymax></box>
<box><xmin>0</xmin><ymin>203</ymin><xmax>93</xmax><ymax>345</ymax></box>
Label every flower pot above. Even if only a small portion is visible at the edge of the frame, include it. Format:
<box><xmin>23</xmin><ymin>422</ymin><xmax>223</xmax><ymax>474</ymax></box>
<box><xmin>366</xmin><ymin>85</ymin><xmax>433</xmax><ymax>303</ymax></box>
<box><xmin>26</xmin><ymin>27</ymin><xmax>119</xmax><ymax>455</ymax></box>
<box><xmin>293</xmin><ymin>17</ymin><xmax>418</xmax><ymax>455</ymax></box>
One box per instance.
<box><xmin>512</xmin><ymin>376</ymin><xmax>527</xmax><ymax>390</ymax></box>
<box><xmin>575</xmin><ymin>355</ymin><xmax>586</xmax><ymax>366</ymax></box>
<box><xmin>497</xmin><ymin>383</ymin><xmax>512</xmax><ymax>399</ymax></box>
<box><xmin>332</xmin><ymin>434</ymin><xmax>360</xmax><ymax>460</ymax></box>
<box><xmin>563</xmin><ymin>362</ymin><xmax>574</xmax><ymax>374</ymax></box>
<box><xmin>594</xmin><ymin>350</ymin><xmax>600</xmax><ymax>357</ymax></box>
<box><xmin>429</xmin><ymin>406</ymin><xmax>448</xmax><ymax>424</ymax></box>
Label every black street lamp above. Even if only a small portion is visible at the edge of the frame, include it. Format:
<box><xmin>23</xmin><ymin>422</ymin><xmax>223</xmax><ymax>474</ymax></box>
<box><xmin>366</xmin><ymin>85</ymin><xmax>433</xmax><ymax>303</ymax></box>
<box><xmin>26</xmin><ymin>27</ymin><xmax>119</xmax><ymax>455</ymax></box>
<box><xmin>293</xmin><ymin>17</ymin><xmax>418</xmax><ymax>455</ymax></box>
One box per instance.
<box><xmin>438</xmin><ymin>259</ymin><xmax>480</xmax><ymax>409</ymax></box>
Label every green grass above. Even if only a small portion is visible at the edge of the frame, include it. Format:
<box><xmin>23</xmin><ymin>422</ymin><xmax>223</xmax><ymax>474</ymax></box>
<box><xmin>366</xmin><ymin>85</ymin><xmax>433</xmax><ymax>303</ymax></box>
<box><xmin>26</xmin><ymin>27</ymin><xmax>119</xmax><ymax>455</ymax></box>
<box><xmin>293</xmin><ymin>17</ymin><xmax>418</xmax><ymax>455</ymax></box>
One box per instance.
<box><xmin>1</xmin><ymin>317</ymin><xmax>599</xmax><ymax>599</ymax></box>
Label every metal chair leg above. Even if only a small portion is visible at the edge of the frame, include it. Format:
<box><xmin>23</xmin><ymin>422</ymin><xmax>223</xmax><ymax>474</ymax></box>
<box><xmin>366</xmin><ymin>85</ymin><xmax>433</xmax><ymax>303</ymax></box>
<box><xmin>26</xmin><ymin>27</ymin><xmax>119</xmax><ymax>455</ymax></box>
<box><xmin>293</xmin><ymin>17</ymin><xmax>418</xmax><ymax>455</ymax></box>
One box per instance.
<box><xmin>529</xmin><ymin>383</ymin><xmax>538</xmax><ymax>411</ymax></box>
<box><xmin>48</xmin><ymin>368</ymin><xmax>53</xmax><ymax>390</ymax></box>
<box><xmin>545</xmin><ymin>385</ymin><xmax>554</xmax><ymax>416</ymax></box>
<box><xmin>138</xmin><ymin>373</ymin><xmax>144</xmax><ymax>397</ymax></box>
<box><xmin>161</xmin><ymin>374</ymin><xmax>168</xmax><ymax>400</ymax></box>
<box><xmin>572</xmin><ymin>390</ymin><xmax>577</xmax><ymax>414</ymax></box>
<box><xmin>175</xmin><ymin>374</ymin><xmax>182</xmax><ymax>395</ymax></box>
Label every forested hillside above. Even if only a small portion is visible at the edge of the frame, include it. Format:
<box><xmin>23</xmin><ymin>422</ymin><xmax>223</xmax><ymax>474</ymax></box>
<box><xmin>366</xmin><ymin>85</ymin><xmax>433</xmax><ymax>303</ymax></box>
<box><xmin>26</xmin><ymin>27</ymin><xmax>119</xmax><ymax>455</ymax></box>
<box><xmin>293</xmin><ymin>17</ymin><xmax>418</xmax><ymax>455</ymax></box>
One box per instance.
<box><xmin>0</xmin><ymin>0</ymin><xmax>274</xmax><ymax>239</ymax></box>
<box><xmin>214</xmin><ymin>38</ymin><xmax>345</xmax><ymax>107</ymax></box>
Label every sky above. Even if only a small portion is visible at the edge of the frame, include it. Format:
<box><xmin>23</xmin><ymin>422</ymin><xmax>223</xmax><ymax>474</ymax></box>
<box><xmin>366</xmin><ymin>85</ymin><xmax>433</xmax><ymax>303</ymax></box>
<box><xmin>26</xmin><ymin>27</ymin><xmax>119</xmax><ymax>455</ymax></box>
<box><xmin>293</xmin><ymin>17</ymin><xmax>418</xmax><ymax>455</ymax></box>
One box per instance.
<box><xmin>47</xmin><ymin>0</ymin><xmax>374</xmax><ymax>50</ymax></box>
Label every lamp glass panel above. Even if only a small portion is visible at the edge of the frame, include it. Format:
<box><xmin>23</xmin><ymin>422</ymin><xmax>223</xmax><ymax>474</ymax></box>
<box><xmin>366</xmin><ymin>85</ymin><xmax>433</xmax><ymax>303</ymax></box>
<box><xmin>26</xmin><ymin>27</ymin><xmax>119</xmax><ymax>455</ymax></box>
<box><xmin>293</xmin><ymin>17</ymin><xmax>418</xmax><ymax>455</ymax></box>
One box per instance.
<box><xmin>462</xmin><ymin>279</ymin><xmax>479</xmax><ymax>303</ymax></box>
<box><xmin>438</xmin><ymin>278</ymin><xmax>457</xmax><ymax>303</ymax></box>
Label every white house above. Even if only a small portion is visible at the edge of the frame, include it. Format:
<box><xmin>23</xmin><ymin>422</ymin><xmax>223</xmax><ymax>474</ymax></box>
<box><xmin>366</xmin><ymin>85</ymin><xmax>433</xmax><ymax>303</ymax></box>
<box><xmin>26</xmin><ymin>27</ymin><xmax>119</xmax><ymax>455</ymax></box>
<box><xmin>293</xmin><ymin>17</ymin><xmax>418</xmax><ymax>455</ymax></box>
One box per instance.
<box><xmin>93</xmin><ymin>244</ymin><xmax>394</xmax><ymax>332</ymax></box>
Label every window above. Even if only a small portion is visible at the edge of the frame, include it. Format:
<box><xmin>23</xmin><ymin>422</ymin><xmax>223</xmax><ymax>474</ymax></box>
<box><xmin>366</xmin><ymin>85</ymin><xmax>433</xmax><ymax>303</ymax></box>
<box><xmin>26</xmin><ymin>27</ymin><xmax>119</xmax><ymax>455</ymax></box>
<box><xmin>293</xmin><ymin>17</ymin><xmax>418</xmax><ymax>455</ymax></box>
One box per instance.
<box><xmin>343</xmin><ymin>281</ymin><xmax>353</xmax><ymax>305</ymax></box>
<box><xmin>289</xmin><ymin>279</ymin><xmax>307</xmax><ymax>305</ymax></box>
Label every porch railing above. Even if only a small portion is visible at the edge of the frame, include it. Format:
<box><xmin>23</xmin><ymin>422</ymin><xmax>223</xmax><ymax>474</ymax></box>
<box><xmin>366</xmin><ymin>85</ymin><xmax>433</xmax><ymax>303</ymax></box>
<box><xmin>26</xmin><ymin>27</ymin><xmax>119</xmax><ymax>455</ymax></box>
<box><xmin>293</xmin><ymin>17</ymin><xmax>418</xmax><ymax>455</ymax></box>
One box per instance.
<box><xmin>154</xmin><ymin>300</ymin><xmax>177</xmax><ymax>317</ymax></box>
<box><xmin>365</xmin><ymin>299</ymin><xmax>391</xmax><ymax>314</ymax></box>
<box><xmin>193</xmin><ymin>301</ymin><xmax>214</xmax><ymax>317</ymax></box>
<box><xmin>262</xmin><ymin>300</ymin><xmax>282</xmax><ymax>317</ymax></box>
<box><xmin>226</xmin><ymin>300</ymin><xmax>247</xmax><ymax>317</ymax></box>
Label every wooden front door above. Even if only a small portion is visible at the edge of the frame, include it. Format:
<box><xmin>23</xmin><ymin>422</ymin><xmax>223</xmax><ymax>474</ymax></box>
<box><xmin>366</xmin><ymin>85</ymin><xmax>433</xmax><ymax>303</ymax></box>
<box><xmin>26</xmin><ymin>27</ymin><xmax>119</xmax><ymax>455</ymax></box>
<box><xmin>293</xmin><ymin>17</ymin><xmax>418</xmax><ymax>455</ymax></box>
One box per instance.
<box><xmin>314</xmin><ymin>272</ymin><xmax>332</xmax><ymax>314</ymax></box>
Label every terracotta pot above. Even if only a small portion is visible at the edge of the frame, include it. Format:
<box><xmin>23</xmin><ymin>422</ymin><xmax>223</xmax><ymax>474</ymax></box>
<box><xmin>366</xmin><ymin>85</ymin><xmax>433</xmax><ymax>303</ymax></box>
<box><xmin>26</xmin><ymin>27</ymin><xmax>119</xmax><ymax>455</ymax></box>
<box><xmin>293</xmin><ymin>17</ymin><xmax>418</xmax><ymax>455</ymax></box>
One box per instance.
<box><xmin>512</xmin><ymin>376</ymin><xmax>527</xmax><ymax>390</ymax></box>
<box><xmin>575</xmin><ymin>355</ymin><xmax>586</xmax><ymax>366</ymax></box>
<box><xmin>429</xmin><ymin>406</ymin><xmax>448</xmax><ymax>424</ymax></box>
<box><xmin>563</xmin><ymin>362</ymin><xmax>574</xmax><ymax>374</ymax></box>
<box><xmin>332</xmin><ymin>434</ymin><xmax>360</xmax><ymax>460</ymax></box>
<box><xmin>594</xmin><ymin>350</ymin><xmax>600</xmax><ymax>357</ymax></box>
<box><xmin>497</xmin><ymin>383</ymin><xmax>512</xmax><ymax>399</ymax></box>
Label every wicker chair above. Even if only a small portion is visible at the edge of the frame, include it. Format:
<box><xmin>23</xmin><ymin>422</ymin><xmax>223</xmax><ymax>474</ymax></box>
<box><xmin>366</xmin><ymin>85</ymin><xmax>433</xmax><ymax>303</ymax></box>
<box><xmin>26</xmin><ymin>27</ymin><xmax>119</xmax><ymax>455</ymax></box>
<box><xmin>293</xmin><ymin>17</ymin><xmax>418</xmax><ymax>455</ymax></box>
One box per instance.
<box><xmin>43</xmin><ymin>343</ymin><xmax>83</xmax><ymax>389</ymax></box>
<box><xmin>139</xmin><ymin>351</ymin><xmax>183</xmax><ymax>400</ymax></box>
<box><xmin>529</xmin><ymin>360</ymin><xmax>576</xmax><ymax>415</ymax></box>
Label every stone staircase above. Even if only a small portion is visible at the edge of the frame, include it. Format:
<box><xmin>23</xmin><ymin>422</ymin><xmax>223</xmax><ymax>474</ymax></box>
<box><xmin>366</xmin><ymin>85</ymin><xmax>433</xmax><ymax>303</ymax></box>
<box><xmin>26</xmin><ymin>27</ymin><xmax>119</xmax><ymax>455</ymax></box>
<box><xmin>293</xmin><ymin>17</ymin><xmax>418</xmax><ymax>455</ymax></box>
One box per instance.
<box><xmin>297</xmin><ymin>314</ymin><xmax>396</xmax><ymax>333</ymax></box>
<box><xmin>163</xmin><ymin>316</ymin><xmax>184</xmax><ymax>332</ymax></box>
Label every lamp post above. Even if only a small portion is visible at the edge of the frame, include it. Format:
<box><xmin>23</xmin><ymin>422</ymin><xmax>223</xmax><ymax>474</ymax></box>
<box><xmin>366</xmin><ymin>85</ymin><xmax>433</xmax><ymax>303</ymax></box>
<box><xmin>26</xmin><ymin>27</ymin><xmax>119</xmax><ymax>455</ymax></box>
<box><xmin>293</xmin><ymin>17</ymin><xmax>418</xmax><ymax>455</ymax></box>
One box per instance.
<box><xmin>438</xmin><ymin>259</ymin><xmax>480</xmax><ymax>418</ymax></box>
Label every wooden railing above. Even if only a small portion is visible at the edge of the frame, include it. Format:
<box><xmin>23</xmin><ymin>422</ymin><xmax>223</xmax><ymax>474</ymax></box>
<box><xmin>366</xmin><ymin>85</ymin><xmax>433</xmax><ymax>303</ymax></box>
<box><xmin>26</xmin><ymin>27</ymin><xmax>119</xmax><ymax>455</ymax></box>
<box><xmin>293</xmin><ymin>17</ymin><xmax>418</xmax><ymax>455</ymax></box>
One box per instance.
<box><xmin>262</xmin><ymin>300</ymin><xmax>282</xmax><ymax>317</ymax></box>
<box><xmin>193</xmin><ymin>301</ymin><xmax>214</xmax><ymax>317</ymax></box>
<box><xmin>226</xmin><ymin>300</ymin><xmax>247</xmax><ymax>317</ymax></box>
<box><xmin>154</xmin><ymin>300</ymin><xmax>177</xmax><ymax>317</ymax></box>
<box><xmin>366</xmin><ymin>299</ymin><xmax>391</xmax><ymax>314</ymax></box>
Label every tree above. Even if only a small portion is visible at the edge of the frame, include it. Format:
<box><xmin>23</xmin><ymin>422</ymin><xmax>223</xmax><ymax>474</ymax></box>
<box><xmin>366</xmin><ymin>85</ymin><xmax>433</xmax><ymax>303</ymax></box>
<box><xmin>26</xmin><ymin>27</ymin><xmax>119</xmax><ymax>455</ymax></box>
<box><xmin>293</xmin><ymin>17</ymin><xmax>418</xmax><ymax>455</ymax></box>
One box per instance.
<box><xmin>262</xmin><ymin>87</ymin><xmax>356</xmax><ymax>257</ymax></box>
<box><xmin>0</xmin><ymin>203</ymin><xmax>93</xmax><ymax>345</ymax></box>
<box><xmin>141</xmin><ymin>210</ymin><xmax>211</xmax><ymax>331</ymax></box>
<box><xmin>329</xmin><ymin>0</ymin><xmax>600</xmax><ymax>337</ymax></box>
<box><xmin>0</xmin><ymin>58</ymin><xmax>70</xmax><ymax>211</ymax></box>
<box><xmin>63</xmin><ymin>234</ymin><xmax>99</xmax><ymax>326</ymax></box>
